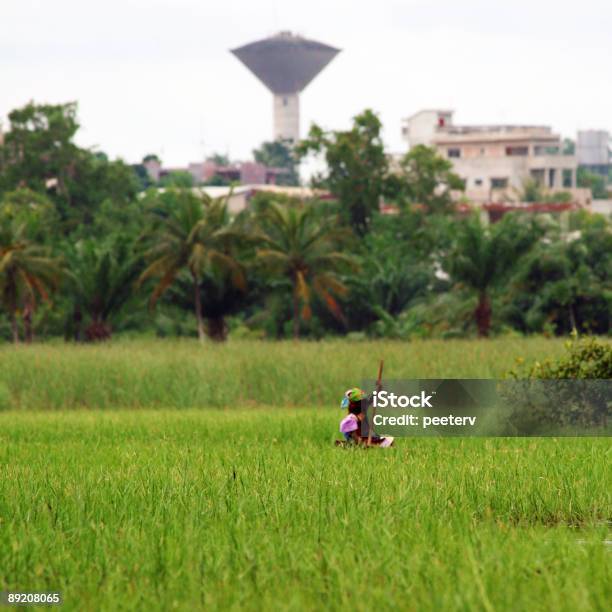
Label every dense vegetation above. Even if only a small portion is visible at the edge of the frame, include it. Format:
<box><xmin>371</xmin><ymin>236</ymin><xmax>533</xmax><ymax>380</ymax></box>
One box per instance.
<box><xmin>0</xmin><ymin>102</ymin><xmax>610</xmax><ymax>343</ymax></box>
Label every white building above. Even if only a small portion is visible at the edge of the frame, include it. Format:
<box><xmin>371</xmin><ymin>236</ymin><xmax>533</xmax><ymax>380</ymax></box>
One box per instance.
<box><xmin>401</xmin><ymin>110</ymin><xmax>584</xmax><ymax>204</ymax></box>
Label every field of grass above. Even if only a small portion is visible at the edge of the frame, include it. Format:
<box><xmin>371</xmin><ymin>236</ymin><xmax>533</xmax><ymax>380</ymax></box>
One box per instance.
<box><xmin>0</xmin><ymin>410</ymin><xmax>610</xmax><ymax>611</ymax></box>
<box><xmin>0</xmin><ymin>337</ymin><xmax>572</xmax><ymax>410</ymax></box>
<box><xmin>0</xmin><ymin>339</ymin><xmax>609</xmax><ymax>611</ymax></box>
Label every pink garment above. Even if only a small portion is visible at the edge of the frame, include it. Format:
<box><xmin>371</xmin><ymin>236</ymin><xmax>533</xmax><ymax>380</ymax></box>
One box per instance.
<box><xmin>340</xmin><ymin>413</ymin><xmax>359</xmax><ymax>434</ymax></box>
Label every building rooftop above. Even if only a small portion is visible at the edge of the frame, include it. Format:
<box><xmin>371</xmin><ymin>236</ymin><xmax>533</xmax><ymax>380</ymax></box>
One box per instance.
<box><xmin>433</xmin><ymin>125</ymin><xmax>560</xmax><ymax>145</ymax></box>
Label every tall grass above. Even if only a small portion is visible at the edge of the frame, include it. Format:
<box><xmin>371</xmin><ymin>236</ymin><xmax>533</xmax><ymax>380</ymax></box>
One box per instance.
<box><xmin>0</xmin><ymin>337</ymin><xmax>571</xmax><ymax>410</ymax></box>
<box><xmin>0</xmin><ymin>410</ymin><xmax>609</xmax><ymax>611</ymax></box>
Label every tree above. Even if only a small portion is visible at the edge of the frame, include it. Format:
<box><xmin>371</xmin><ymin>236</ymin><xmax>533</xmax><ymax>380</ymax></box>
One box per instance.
<box><xmin>143</xmin><ymin>154</ymin><xmax>161</xmax><ymax>164</ymax></box>
<box><xmin>505</xmin><ymin>221</ymin><xmax>612</xmax><ymax>335</ymax></box>
<box><xmin>396</xmin><ymin>145</ymin><xmax>464</xmax><ymax>214</ymax></box>
<box><xmin>164</xmin><ymin>268</ymin><xmax>254</xmax><ymax>341</ymax></box>
<box><xmin>562</xmin><ymin>138</ymin><xmax>575</xmax><ymax>155</ymax></box>
<box><xmin>0</xmin><ymin>188</ymin><xmax>59</xmax><ymax>242</ymax></box>
<box><xmin>520</xmin><ymin>178</ymin><xmax>573</xmax><ymax>203</ymax></box>
<box><xmin>521</xmin><ymin>178</ymin><xmax>544</xmax><ymax>203</ymax></box>
<box><xmin>255</xmin><ymin>202</ymin><xmax>356</xmax><ymax>338</ymax></box>
<box><xmin>0</xmin><ymin>101</ymin><xmax>139</xmax><ymax>229</ymax></box>
<box><xmin>159</xmin><ymin>171</ymin><xmax>194</xmax><ymax>189</ymax></box>
<box><xmin>577</xmin><ymin>168</ymin><xmax>608</xmax><ymax>199</ymax></box>
<box><xmin>139</xmin><ymin>190</ymin><xmax>245</xmax><ymax>341</ymax></box>
<box><xmin>131</xmin><ymin>165</ymin><xmax>149</xmax><ymax>190</ymax></box>
<box><xmin>0</xmin><ymin>101</ymin><xmax>79</xmax><ymax>200</ymax></box>
<box><xmin>444</xmin><ymin>214</ymin><xmax>542</xmax><ymax>337</ymax></box>
<box><xmin>64</xmin><ymin>152</ymin><xmax>139</xmax><ymax>228</ymax></box>
<box><xmin>207</xmin><ymin>153</ymin><xmax>230</xmax><ymax>167</ymax></box>
<box><xmin>340</xmin><ymin>212</ymin><xmax>437</xmax><ymax>332</ymax></box>
<box><xmin>296</xmin><ymin>110</ymin><xmax>391</xmax><ymax>236</ymax></box>
<box><xmin>253</xmin><ymin>140</ymin><xmax>299</xmax><ymax>186</ymax></box>
<box><xmin>63</xmin><ymin>236</ymin><xmax>144</xmax><ymax>341</ymax></box>
<box><xmin>0</xmin><ymin>218</ymin><xmax>62</xmax><ymax>343</ymax></box>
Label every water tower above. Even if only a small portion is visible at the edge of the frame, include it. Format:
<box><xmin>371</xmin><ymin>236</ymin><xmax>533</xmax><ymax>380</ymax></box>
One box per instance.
<box><xmin>231</xmin><ymin>32</ymin><xmax>340</xmax><ymax>144</ymax></box>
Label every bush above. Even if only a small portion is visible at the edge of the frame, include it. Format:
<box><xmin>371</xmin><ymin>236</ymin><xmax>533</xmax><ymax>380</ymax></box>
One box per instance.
<box><xmin>512</xmin><ymin>334</ymin><xmax>611</xmax><ymax>380</ymax></box>
<box><xmin>506</xmin><ymin>335</ymin><xmax>611</xmax><ymax>431</ymax></box>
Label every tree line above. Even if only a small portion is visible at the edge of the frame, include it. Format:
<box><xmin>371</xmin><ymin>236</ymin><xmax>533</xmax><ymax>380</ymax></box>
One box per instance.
<box><xmin>0</xmin><ymin>102</ymin><xmax>610</xmax><ymax>343</ymax></box>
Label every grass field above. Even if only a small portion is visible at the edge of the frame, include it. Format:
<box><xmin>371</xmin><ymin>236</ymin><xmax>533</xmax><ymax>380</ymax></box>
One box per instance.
<box><xmin>0</xmin><ymin>339</ymin><xmax>610</xmax><ymax>611</ymax></box>
<box><xmin>0</xmin><ymin>337</ymin><xmax>571</xmax><ymax>410</ymax></box>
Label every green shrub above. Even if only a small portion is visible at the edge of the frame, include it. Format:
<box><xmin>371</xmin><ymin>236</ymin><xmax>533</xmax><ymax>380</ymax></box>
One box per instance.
<box><xmin>512</xmin><ymin>334</ymin><xmax>611</xmax><ymax>380</ymax></box>
<box><xmin>507</xmin><ymin>336</ymin><xmax>611</xmax><ymax>431</ymax></box>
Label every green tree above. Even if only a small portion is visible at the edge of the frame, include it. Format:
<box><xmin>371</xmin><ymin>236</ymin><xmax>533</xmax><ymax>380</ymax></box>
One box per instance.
<box><xmin>253</xmin><ymin>140</ymin><xmax>299</xmax><ymax>186</ymax></box>
<box><xmin>255</xmin><ymin>202</ymin><xmax>356</xmax><ymax>338</ymax></box>
<box><xmin>0</xmin><ymin>101</ymin><xmax>79</xmax><ymax>199</ymax></box>
<box><xmin>0</xmin><ymin>188</ymin><xmax>59</xmax><ymax>242</ymax></box>
<box><xmin>131</xmin><ymin>164</ymin><xmax>152</xmax><ymax>190</ymax></box>
<box><xmin>505</xmin><ymin>222</ymin><xmax>611</xmax><ymax>335</ymax></box>
<box><xmin>445</xmin><ymin>214</ymin><xmax>542</xmax><ymax>337</ymax></box>
<box><xmin>63</xmin><ymin>236</ymin><xmax>144</xmax><ymax>341</ymax></box>
<box><xmin>65</xmin><ymin>152</ymin><xmax>139</xmax><ymax>228</ymax></box>
<box><xmin>0</xmin><ymin>218</ymin><xmax>62</xmax><ymax>343</ymax></box>
<box><xmin>577</xmin><ymin>168</ymin><xmax>608</xmax><ymax>199</ymax></box>
<box><xmin>519</xmin><ymin>178</ymin><xmax>573</xmax><ymax>204</ymax></box>
<box><xmin>159</xmin><ymin>171</ymin><xmax>194</xmax><ymax>189</ymax></box>
<box><xmin>139</xmin><ymin>190</ymin><xmax>245</xmax><ymax>341</ymax></box>
<box><xmin>521</xmin><ymin>178</ymin><xmax>544</xmax><ymax>203</ymax></box>
<box><xmin>340</xmin><ymin>212</ymin><xmax>437</xmax><ymax>332</ymax></box>
<box><xmin>562</xmin><ymin>138</ymin><xmax>575</xmax><ymax>155</ymax></box>
<box><xmin>143</xmin><ymin>154</ymin><xmax>161</xmax><ymax>164</ymax></box>
<box><xmin>207</xmin><ymin>153</ymin><xmax>230</xmax><ymax>167</ymax></box>
<box><xmin>296</xmin><ymin>109</ymin><xmax>391</xmax><ymax>236</ymax></box>
<box><xmin>396</xmin><ymin>145</ymin><xmax>464</xmax><ymax>214</ymax></box>
<box><xmin>0</xmin><ymin>101</ymin><xmax>139</xmax><ymax>229</ymax></box>
<box><xmin>164</xmin><ymin>269</ymin><xmax>254</xmax><ymax>341</ymax></box>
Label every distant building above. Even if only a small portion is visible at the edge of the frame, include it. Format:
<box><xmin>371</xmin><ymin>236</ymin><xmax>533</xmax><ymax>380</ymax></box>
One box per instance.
<box><xmin>142</xmin><ymin>157</ymin><xmax>161</xmax><ymax>183</ymax></box>
<box><xmin>401</xmin><ymin>110</ymin><xmax>584</xmax><ymax>204</ymax></box>
<box><xmin>189</xmin><ymin>161</ymin><xmax>287</xmax><ymax>185</ymax></box>
<box><xmin>577</xmin><ymin>130</ymin><xmax>610</xmax><ymax>179</ymax></box>
<box><xmin>141</xmin><ymin>158</ymin><xmax>287</xmax><ymax>186</ymax></box>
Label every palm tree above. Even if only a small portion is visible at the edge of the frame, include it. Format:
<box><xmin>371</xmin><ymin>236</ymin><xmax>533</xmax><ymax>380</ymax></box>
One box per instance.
<box><xmin>444</xmin><ymin>213</ymin><xmax>541</xmax><ymax>337</ymax></box>
<box><xmin>255</xmin><ymin>202</ymin><xmax>356</xmax><ymax>338</ymax></box>
<box><xmin>0</xmin><ymin>219</ymin><xmax>62</xmax><ymax>343</ymax></box>
<box><xmin>139</xmin><ymin>190</ymin><xmax>245</xmax><ymax>341</ymax></box>
<box><xmin>63</xmin><ymin>236</ymin><xmax>144</xmax><ymax>341</ymax></box>
<box><xmin>165</xmin><ymin>269</ymin><xmax>254</xmax><ymax>342</ymax></box>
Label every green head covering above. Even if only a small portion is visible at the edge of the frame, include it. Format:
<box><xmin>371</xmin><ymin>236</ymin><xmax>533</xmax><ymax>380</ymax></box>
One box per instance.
<box><xmin>340</xmin><ymin>387</ymin><xmax>366</xmax><ymax>409</ymax></box>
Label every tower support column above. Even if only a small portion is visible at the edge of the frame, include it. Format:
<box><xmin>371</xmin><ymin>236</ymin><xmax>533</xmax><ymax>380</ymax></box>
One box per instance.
<box><xmin>273</xmin><ymin>93</ymin><xmax>300</xmax><ymax>143</ymax></box>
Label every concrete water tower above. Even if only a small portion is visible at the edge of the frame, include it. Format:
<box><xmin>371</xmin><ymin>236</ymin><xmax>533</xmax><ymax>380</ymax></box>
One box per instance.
<box><xmin>231</xmin><ymin>32</ymin><xmax>340</xmax><ymax>144</ymax></box>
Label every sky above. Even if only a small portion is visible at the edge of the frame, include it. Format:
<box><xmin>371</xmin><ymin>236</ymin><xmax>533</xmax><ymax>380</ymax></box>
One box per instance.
<box><xmin>2</xmin><ymin>0</ymin><xmax>611</xmax><ymax>167</ymax></box>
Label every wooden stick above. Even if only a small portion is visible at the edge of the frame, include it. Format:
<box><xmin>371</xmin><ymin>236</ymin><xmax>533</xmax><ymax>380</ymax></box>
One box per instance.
<box><xmin>368</xmin><ymin>360</ymin><xmax>384</xmax><ymax>446</ymax></box>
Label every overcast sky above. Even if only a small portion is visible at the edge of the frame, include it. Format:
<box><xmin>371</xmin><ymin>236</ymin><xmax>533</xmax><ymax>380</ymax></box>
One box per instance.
<box><xmin>2</xmin><ymin>0</ymin><xmax>611</xmax><ymax>167</ymax></box>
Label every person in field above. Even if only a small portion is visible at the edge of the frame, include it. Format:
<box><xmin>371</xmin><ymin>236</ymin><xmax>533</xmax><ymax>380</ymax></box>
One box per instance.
<box><xmin>337</xmin><ymin>388</ymin><xmax>394</xmax><ymax>447</ymax></box>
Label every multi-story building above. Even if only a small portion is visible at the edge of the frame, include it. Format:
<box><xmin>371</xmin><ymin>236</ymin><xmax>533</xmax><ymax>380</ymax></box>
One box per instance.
<box><xmin>401</xmin><ymin>110</ymin><xmax>582</xmax><ymax>204</ymax></box>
